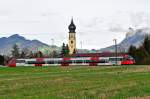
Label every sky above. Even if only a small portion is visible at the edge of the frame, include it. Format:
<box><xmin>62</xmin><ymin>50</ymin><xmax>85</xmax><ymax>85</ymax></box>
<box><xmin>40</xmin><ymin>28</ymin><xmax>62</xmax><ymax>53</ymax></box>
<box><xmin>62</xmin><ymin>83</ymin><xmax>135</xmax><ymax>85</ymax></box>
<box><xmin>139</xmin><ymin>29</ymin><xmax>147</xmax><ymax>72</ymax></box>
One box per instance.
<box><xmin>0</xmin><ymin>0</ymin><xmax>150</xmax><ymax>49</ymax></box>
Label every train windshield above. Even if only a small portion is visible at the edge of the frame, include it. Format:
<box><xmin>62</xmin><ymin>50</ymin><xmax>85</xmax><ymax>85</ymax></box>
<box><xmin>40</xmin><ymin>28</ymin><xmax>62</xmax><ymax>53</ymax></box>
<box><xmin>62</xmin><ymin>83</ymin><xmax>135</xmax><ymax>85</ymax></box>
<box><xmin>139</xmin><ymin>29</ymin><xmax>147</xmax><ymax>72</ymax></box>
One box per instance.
<box><xmin>128</xmin><ymin>55</ymin><xmax>134</xmax><ymax>60</ymax></box>
<box><xmin>109</xmin><ymin>57</ymin><xmax>123</xmax><ymax>61</ymax></box>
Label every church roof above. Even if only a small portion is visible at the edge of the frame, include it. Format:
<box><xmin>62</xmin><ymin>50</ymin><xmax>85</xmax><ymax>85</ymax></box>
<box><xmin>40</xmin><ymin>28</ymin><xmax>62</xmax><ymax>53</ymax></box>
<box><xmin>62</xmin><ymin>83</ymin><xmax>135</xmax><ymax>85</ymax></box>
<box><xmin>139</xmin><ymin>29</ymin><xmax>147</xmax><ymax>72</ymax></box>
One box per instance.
<box><xmin>68</xmin><ymin>18</ymin><xmax>76</xmax><ymax>33</ymax></box>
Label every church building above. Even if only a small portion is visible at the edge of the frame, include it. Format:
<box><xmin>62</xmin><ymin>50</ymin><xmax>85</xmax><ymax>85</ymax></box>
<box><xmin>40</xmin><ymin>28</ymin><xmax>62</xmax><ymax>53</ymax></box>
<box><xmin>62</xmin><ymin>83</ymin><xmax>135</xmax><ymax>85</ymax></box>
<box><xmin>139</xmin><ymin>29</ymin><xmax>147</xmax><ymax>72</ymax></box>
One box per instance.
<box><xmin>68</xmin><ymin>19</ymin><xmax>76</xmax><ymax>55</ymax></box>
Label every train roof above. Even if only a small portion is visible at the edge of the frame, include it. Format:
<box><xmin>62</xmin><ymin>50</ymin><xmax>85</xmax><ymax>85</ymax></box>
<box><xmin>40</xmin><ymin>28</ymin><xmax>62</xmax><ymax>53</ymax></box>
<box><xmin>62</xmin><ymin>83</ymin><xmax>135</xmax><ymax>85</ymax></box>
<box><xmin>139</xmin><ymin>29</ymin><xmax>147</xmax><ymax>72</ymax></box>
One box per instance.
<box><xmin>75</xmin><ymin>53</ymin><xmax>127</xmax><ymax>57</ymax></box>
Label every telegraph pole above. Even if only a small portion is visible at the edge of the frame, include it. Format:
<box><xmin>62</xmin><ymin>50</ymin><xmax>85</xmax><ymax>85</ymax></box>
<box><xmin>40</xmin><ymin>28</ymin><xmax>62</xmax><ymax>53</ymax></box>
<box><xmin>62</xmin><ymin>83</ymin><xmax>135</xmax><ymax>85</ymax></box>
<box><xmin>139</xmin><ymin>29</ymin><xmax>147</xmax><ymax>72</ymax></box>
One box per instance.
<box><xmin>51</xmin><ymin>38</ymin><xmax>54</xmax><ymax>47</ymax></box>
<box><xmin>80</xmin><ymin>41</ymin><xmax>82</xmax><ymax>49</ymax></box>
<box><xmin>51</xmin><ymin>38</ymin><xmax>54</xmax><ymax>58</ymax></box>
<box><xmin>113</xmin><ymin>39</ymin><xmax>117</xmax><ymax>65</ymax></box>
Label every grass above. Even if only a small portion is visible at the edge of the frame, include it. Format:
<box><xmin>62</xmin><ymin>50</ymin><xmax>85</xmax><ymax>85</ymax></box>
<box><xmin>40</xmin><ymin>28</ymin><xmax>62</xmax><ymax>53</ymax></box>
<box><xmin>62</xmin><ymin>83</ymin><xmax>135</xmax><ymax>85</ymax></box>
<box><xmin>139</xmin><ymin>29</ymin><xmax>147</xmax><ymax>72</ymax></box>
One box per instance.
<box><xmin>0</xmin><ymin>66</ymin><xmax>150</xmax><ymax>99</ymax></box>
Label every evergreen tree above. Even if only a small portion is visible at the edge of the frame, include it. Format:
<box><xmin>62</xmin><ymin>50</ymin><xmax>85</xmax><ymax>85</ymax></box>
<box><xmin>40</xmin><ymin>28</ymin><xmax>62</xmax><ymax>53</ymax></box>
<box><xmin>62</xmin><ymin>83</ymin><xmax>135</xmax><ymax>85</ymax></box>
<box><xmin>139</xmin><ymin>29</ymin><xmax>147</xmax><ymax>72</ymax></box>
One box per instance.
<box><xmin>128</xmin><ymin>35</ymin><xmax>150</xmax><ymax>64</ymax></box>
<box><xmin>60</xmin><ymin>43</ymin><xmax>70</xmax><ymax>57</ymax></box>
<box><xmin>135</xmin><ymin>46</ymin><xmax>148</xmax><ymax>64</ymax></box>
<box><xmin>128</xmin><ymin>45</ymin><xmax>136</xmax><ymax>58</ymax></box>
<box><xmin>61</xmin><ymin>43</ymin><xmax>66</xmax><ymax>57</ymax></box>
<box><xmin>0</xmin><ymin>55</ymin><xmax>4</xmax><ymax>65</ymax></box>
<box><xmin>65</xmin><ymin>44</ymin><xmax>70</xmax><ymax>56</ymax></box>
<box><xmin>11</xmin><ymin>44</ymin><xmax>20</xmax><ymax>58</ymax></box>
<box><xmin>143</xmin><ymin>35</ymin><xmax>150</xmax><ymax>55</ymax></box>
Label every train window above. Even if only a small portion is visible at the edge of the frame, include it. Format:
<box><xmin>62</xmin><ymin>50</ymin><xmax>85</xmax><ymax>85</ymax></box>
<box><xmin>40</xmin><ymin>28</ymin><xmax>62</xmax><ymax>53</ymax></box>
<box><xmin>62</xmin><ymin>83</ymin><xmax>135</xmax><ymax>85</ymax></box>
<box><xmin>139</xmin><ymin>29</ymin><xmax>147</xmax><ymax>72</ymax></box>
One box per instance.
<box><xmin>27</xmin><ymin>61</ymin><xmax>45</xmax><ymax>64</ymax></box>
<box><xmin>27</xmin><ymin>61</ymin><xmax>36</xmax><ymax>64</ymax></box>
<box><xmin>119</xmin><ymin>58</ymin><xmax>123</xmax><ymax>61</ymax></box>
<box><xmin>85</xmin><ymin>60</ymin><xmax>88</xmax><ymax>63</ymax></box>
<box><xmin>16</xmin><ymin>60</ymin><xmax>25</xmax><ymax>63</ymax></box>
<box><xmin>99</xmin><ymin>59</ymin><xmax>108</xmax><ymax>63</ymax></box>
<box><xmin>85</xmin><ymin>60</ymin><xmax>93</xmax><ymax>63</ymax></box>
<box><xmin>109</xmin><ymin>58</ymin><xmax>114</xmax><ymax>61</ymax></box>
<box><xmin>57</xmin><ymin>60</ymin><xmax>62</xmax><ymax>64</ymax></box>
<box><xmin>127</xmin><ymin>56</ymin><xmax>134</xmax><ymax>60</ymax></box>
<box><xmin>68</xmin><ymin>60</ymin><xmax>73</xmax><ymax>63</ymax></box>
<box><xmin>63</xmin><ymin>60</ymin><xmax>72</xmax><ymax>63</ymax></box>
<box><xmin>37</xmin><ymin>61</ymin><xmax>45</xmax><ymax>64</ymax></box>
<box><xmin>76</xmin><ymin>60</ymin><xmax>83</xmax><ymax>63</ymax></box>
<box><xmin>54</xmin><ymin>61</ymin><xmax>58</xmax><ymax>64</ymax></box>
<box><xmin>47</xmin><ymin>61</ymin><xmax>55</xmax><ymax>64</ymax></box>
<box><xmin>72</xmin><ymin>60</ymin><xmax>76</xmax><ymax>63</ymax></box>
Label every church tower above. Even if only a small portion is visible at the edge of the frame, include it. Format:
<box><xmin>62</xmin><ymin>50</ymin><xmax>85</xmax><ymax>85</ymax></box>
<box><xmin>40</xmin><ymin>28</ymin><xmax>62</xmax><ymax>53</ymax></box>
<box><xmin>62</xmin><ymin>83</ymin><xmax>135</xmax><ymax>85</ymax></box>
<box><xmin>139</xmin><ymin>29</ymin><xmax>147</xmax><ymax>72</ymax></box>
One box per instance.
<box><xmin>68</xmin><ymin>18</ymin><xmax>76</xmax><ymax>55</ymax></box>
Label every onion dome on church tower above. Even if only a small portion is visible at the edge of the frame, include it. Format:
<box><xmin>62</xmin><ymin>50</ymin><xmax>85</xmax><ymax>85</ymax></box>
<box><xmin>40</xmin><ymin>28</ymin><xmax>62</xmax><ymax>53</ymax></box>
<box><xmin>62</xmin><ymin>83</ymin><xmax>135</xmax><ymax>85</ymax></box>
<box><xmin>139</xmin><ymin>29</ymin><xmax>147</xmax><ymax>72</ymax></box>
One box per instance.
<box><xmin>68</xmin><ymin>18</ymin><xmax>76</xmax><ymax>33</ymax></box>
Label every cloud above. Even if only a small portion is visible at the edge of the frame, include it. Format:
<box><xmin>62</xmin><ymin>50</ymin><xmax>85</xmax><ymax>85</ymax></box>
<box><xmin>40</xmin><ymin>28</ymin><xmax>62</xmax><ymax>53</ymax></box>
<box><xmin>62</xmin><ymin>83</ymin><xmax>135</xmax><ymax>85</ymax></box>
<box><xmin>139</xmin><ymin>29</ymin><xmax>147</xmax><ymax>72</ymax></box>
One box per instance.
<box><xmin>130</xmin><ymin>12</ymin><xmax>150</xmax><ymax>28</ymax></box>
<box><xmin>108</xmin><ymin>24</ymin><xmax>127</xmax><ymax>33</ymax></box>
<box><xmin>40</xmin><ymin>12</ymin><xmax>61</xmax><ymax>17</ymax></box>
<box><xmin>0</xmin><ymin>0</ymin><xmax>150</xmax><ymax>49</ymax></box>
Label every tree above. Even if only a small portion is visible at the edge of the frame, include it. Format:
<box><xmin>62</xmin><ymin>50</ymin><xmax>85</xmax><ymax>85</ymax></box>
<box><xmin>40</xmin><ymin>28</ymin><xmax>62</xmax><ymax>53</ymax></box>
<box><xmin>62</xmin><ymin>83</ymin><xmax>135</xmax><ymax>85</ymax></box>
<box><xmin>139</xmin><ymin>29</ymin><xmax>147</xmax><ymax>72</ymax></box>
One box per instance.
<box><xmin>52</xmin><ymin>50</ymin><xmax>59</xmax><ymax>58</ymax></box>
<box><xmin>65</xmin><ymin>44</ymin><xmax>70</xmax><ymax>56</ymax></box>
<box><xmin>35</xmin><ymin>51</ymin><xmax>43</xmax><ymax>58</ymax></box>
<box><xmin>128</xmin><ymin>35</ymin><xmax>150</xmax><ymax>64</ymax></box>
<box><xmin>135</xmin><ymin>47</ymin><xmax>148</xmax><ymax>64</ymax></box>
<box><xmin>29</xmin><ymin>51</ymin><xmax>34</xmax><ymax>58</ymax></box>
<box><xmin>0</xmin><ymin>55</ymin><xmax>4</xmax><ymax>65</ymax></box>
<box><xmin>143</xmin><ymin>35</ymin><xmax>150</xmax><ymax>55</ymax></box>
<box><xmin>60</xmin><ymin>43</ymin><xmax>70</xmax><ymax>57</ymax></box>
<box><xmin>61</xmin><ymin>43</ymin><xmax>66</xmax><ymax>57</ymax></box>
<box><xmin>128</xmin><ymin>45</ymin><xmax>136</xmax><ymax>58</ymax></box>
<box><xmin>11</xmin><ymin>44</ymin><xmax>20</xmax><ymax>58</ymax></box>
<box><xmin>20</xmin><ymin>51</ymin><xmax>26</xmax><ymax>58</ymax></box>
<box><xmin>20</xmin><ymin>48</ymin><xmax>30</xmax><ymax>58</ymax></box>
<box><xmin>22</xmin><ymin>48</ymin><xmax>30</xmax><ymax>57</ymax></box>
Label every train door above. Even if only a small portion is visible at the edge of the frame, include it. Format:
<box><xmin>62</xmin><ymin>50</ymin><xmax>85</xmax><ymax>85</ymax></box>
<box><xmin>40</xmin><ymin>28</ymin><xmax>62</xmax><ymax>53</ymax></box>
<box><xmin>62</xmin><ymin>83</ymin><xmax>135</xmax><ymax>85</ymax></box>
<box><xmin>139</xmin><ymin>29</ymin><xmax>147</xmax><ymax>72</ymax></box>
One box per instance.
<box><xmin>61</xmin><ymin>58</ymin><xmax>70</xmax><ymax>66</ymax></box>
<box><xmin>35</xmin><ymin>58</ymin><xmax>44</xmax><ymax>67</ymax></box>
<box><xmin>89</xmin><ymin>57</ymin><xmax>99</xmax><ymax>66</ymax></box>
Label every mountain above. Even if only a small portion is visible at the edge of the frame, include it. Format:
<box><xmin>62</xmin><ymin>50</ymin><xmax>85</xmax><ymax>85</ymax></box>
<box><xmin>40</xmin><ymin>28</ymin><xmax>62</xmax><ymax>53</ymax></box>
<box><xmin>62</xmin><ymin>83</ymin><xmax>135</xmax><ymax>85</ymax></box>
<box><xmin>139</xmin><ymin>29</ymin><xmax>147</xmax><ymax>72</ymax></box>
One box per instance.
<box><xmin>100</xmin><ymin>28</ymin><xmax>150</xmax><ymax>52</ymax></box>
<box><xmin>0</xmin><ymin>34</ymin><xmax>60</xmax><ymax>55</ymax></box>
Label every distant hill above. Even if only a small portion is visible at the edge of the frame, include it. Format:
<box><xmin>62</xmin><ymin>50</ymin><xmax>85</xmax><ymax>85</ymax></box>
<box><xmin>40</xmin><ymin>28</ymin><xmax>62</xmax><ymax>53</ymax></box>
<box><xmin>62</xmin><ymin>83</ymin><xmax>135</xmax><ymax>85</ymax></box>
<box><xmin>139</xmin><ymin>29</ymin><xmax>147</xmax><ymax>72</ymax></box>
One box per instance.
<box><xmin>0</xmin><ymin>34</ymin><xmax>60</xmax><ymax>55</ymax></box>
<box><xmin>100</xmin><ymin>28</ymin><xmax>150</xmax><ymax>52</ymax></box>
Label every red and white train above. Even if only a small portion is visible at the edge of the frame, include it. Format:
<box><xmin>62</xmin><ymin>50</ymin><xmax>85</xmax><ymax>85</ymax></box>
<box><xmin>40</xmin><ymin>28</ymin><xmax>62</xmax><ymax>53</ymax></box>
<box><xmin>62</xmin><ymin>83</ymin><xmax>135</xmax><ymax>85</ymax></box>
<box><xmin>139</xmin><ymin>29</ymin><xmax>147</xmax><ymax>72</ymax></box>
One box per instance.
<box><xmin>7</xmin><ymin>53</ymin><xmax>135</xmax><ymax>67</ymax></box>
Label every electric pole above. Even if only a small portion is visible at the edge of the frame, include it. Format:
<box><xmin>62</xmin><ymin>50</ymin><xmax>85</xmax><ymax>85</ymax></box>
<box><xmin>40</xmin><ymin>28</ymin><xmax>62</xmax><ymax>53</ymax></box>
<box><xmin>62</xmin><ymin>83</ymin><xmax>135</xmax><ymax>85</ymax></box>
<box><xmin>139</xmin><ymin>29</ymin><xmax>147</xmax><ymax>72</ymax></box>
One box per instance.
<box><xmin>113</xmin><ymin>39</ymin><xmax>117</xmax><ymax>65</ymax></box>
<box><xmin>80</xmin><ymin>41</ymin><xmax>82</xmax><ymax>49</ymax></box>
<box><xmin>51</xmin><ymin>38</ymin><xmax>54</xmax><ymax>58</ymax></box>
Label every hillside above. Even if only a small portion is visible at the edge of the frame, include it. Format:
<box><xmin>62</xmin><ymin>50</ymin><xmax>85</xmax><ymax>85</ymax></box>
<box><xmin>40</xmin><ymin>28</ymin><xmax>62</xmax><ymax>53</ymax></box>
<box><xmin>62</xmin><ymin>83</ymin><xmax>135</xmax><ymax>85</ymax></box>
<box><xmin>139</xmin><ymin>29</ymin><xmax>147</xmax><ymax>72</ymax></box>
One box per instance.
<box><xmin>0</xmin><ymin>34</ymin><xmax>60</xmax><ymax>55</ymax></box>
<box><xmin>100</xmin><ymin>28</ymin><xmax>150</xmax><ymax>52</ymax></box>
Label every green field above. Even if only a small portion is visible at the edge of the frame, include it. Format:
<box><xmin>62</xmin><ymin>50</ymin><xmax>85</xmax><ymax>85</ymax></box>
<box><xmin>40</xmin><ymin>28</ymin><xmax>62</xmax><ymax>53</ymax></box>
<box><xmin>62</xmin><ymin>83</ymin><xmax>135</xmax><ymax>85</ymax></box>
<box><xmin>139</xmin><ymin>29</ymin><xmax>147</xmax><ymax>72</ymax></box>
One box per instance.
<box><xmin>0</xmin><ymin>66</ymin><xmax>150</xmax><ymax>99</ymax></box>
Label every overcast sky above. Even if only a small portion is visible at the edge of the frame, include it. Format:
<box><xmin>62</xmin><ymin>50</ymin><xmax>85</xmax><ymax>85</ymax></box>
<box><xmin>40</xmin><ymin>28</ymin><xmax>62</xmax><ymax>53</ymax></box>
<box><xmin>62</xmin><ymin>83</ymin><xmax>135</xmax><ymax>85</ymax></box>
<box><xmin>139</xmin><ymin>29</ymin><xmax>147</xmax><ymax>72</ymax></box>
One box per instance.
<box><xmin>0</xmin><ymin>0</ymin><xmax>150</xmax><ymax>49</ymax></box>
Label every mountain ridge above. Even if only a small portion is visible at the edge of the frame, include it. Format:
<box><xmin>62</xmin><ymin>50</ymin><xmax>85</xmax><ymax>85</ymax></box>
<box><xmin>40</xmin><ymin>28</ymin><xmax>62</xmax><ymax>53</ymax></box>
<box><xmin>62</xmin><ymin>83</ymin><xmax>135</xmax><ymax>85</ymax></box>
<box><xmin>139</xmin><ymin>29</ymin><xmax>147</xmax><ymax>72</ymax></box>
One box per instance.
<box><xmin>100</xmin><ymin>28</ymin><xmax>150</xmax><ymax>52</ymax></box>
<box><xmin>0</xmin><ymin>34</ymin><xmax>59</xmax><ymax>55</ymax></box>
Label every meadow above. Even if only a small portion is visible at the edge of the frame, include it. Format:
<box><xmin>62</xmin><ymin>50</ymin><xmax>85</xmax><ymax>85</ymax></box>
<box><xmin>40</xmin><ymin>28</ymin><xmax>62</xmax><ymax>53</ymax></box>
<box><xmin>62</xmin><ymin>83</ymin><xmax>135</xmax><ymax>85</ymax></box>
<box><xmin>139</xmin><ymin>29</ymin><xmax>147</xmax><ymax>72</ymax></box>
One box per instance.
<box><xmin>0</xmin><ymin>66</ymin><xmax>150</xmax><ymax>99</ymax></box>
